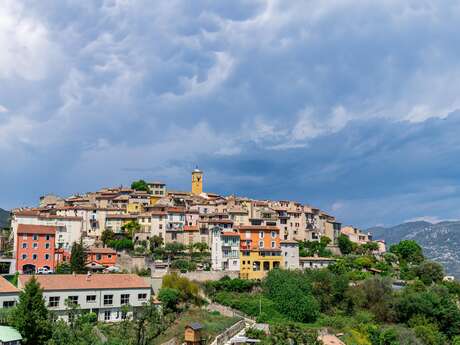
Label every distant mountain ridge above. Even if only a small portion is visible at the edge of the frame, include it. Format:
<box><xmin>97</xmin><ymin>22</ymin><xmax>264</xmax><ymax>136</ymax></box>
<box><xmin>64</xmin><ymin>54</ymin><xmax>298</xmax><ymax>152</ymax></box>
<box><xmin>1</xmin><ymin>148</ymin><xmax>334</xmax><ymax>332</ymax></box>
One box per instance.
<box><xmin>0</xmin><ymin>208</ymin><xmax>9</xmax><ymax>228</ymax></box>
<box><xmin>368</xmin><ymin>220</ymin><xmax>460</xmax><ymax>278</ymax></box>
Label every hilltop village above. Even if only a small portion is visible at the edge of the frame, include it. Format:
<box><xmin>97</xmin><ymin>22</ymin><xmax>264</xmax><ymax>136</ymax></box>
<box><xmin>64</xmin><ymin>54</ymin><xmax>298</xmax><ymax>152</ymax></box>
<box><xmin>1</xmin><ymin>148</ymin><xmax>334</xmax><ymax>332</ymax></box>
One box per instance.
<box><xmin>0</xmin><ymin>169</ymin><xmax>458</xmax><ymax>345</ymax></box>
<box><xmin>9</xmin><ymin>168</ymin><xmax>382</xmax><ymax>279</ymax></box>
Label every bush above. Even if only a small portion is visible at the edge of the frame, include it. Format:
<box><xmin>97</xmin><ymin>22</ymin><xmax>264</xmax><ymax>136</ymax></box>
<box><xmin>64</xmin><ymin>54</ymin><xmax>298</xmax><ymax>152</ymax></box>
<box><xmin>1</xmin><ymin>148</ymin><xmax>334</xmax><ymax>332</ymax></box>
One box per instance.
<box><xmin>204</xmin><ymin>277</ymin><xmax>257</xmax><ymax>295</ymax></box>
<box><xmin>170</xmin><ymin>259</ymin><xmax>196</xmax><ymax>272</ymax></box>
<box><xmin>108</xmin><ymin>238</ymin><xmax>133</xmax><ymax>251</ymax></box>
<box><xmin>413</xmin><ymin>261</ymin><xmax>444</xmax><ymax>285</ymax></box>
<box><xmin>158</xmin><ymin>288</ymin><xmax>180</xmax><ymax>311</ymax></box>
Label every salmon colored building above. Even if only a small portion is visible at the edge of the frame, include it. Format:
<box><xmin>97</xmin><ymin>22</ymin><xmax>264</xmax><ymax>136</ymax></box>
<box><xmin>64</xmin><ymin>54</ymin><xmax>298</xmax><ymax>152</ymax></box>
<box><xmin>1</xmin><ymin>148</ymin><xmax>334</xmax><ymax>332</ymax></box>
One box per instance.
<box><xmin>16</xmin><ymin>224</ymin><xmax>56</xmax><ymax>273</ymax></box>
<box><xmin>86</xmin><ymin>247</ymin><xmax>117</xmax><ymax>268</ymax></box>
<box><xmin>237</xmin><ymin>225</ymin><xmax>283</xmax><ymax>280</ymax></box>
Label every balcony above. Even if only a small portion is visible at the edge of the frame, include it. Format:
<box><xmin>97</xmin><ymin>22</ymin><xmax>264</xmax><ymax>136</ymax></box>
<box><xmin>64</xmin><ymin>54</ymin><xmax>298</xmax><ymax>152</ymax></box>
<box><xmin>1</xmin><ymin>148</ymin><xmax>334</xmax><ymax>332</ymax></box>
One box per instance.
<box><xmin>166</xmin><ymin>222</ymin><xmax>184</xmax><ymax>231</ymax></box>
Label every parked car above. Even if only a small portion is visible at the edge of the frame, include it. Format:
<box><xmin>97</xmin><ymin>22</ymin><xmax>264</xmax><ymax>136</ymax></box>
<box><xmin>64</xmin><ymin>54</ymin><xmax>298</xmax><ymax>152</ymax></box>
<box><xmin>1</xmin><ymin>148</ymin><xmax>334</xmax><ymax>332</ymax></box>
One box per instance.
<box><xmin>103</xmin><ymin>266</ymin><xmax>120</xmax><ymax>273</ymax></box>
<box><xmin>37</xmin><ymin>267</ymin><xmax>53</xmax><ymax>274</ymax></box>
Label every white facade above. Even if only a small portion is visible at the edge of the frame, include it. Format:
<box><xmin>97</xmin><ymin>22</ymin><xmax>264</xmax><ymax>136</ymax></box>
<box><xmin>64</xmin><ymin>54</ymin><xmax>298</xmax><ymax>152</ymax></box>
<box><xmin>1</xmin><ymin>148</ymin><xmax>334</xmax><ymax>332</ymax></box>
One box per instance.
<box><xmin>299</xmin><ymin>257</ymin><xmax>335</xmax><ymax>270</ymax></box>
<box><xmin>280</xmin><ymin>240</ymin><xmax>299</xmax><ymax>270</ymax></box>
<box><xmin>210</xmin><ymin>227</ymin><xmax>240</xmax><ymax>271</ymax></box>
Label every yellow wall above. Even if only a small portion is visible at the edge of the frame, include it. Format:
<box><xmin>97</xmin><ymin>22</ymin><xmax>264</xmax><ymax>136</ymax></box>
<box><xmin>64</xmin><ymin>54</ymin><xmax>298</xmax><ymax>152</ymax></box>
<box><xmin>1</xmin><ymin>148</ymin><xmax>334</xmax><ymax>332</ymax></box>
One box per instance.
<box><xmin>149</xmin><ymin>196</ymin><xmax>161</xmax><ymax>205</ymax></box>
<box><xmin>191</xmin><ymin>171</ymin><xmax>203</xmax><ymax>195</ymax></box>
<box><xmin>239</xmin><ymin>251</ymin><xmax>283</xmax><ymax>280</ymax></box>
<box><xmin>127</xmin><ymin>203</ymin><xmax>143</xmax><ymax>214</ymax></box>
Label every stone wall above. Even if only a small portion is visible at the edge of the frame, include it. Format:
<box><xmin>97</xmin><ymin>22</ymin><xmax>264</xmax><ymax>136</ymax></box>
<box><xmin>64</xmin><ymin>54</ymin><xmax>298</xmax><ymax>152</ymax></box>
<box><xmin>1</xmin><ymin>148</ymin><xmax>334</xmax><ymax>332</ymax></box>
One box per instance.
<box><xmin>181</xmin><ymin>270</ymin><xmax>239</xmax><ymax>282</ymax></box>
<box><xmin>116</xmin><ymin>252</ymin><xmax>148</xmax><ymax>272</ymax></box>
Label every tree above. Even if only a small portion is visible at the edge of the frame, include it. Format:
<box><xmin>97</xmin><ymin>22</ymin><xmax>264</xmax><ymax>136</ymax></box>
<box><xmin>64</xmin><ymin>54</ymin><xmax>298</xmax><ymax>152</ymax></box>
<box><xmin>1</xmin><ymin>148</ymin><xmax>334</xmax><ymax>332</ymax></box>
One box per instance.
<box><xmin>158</xmin><ymin>288</ymin><xmax>180</xmax><ymax>311</ymax></box>
<box><xmin>11</xmin><ymin>277</ymin><xmax>50</xmax><ymax>345</ymax></box>
<box><xmin>122</xmin><ymin>221</ymin><xmax>141</xmax><ymax>239</ymax></box>
<box><xmin>149</xmin><ymin>235</ymin><xmax>163</xmax><ymax>251</ymax></box>
<box><xmin>101</xmin><ymin>229</ymin><xmax>115</xmax><ymax>246</ymax></box>
<box><xmin>55</xmin><ymin>262</ymin><xmax>71</xmax><ymax>274</ymax></box>
<box><xmin>413</xmin><ymin>261</ymin><xmax>444</xmax><ymax>285</ymax></box>
<box><xmin>131</xmin><ymin>180</ymin><xmax>149</xmax><ymax>192</ymax></box>
<box><xmin>193</xmin><ymin>242</ymin><xmax>209</xmax><ymax>254</ymax></box>
<box><xmin>70</xmin><ymin>241</ymin><xmax>86</xmax><ymax>274</ymax></box>
<box><xmin>164</xmin><ymin>242</ymin><xmax>186</xmax><ymax>257</ymax></box>
<box><xmin>338</xmin><ymin>234</ymin><xmax>354</xmax><ymax>255</ymax></box>
<box><xmin>390</xmin><ymin>240</ymin><xmax>424</xmax><ymax>264</ymax></box>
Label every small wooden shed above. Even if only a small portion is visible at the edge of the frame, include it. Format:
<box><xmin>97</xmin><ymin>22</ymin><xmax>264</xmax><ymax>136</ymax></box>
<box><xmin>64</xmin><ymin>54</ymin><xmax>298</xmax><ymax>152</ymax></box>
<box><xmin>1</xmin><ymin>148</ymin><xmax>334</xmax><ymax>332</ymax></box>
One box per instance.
<box><xmin>184</xmin><ymin>322</ymin><xmax>203</xmax><ymax>345</ymax></box>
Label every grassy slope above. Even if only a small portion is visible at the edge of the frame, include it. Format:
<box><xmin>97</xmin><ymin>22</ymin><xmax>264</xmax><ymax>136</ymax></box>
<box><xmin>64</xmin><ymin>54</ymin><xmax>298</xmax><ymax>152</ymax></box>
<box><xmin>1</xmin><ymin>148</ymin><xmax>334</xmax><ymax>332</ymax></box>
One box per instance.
<box><xmin>152</xmin><ymin>308</ymin><xmax>240</xmax><ymax>345</ymax></box>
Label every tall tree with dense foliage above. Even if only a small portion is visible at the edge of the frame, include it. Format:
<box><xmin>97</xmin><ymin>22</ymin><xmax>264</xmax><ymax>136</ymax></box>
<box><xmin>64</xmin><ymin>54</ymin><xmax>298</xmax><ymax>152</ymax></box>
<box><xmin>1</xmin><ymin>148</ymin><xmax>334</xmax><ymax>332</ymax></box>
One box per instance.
<box><xmin>101</xmin><ymin>229</ymin><xmax>115</xmax><ymax>246</ymax></box>
<box><xmin>390</xmin><ymin>240</ymin><xmax>424</xmax><ymax>264</ymax></box>
<box><xmin>122</xmin><ymin>221</ymin><xmax>141</xmax><ymax>239</ymax></box>
<box><xmin>131</xmin><ymin>180</ymin><xmax>149</xmax><ymax>192</ymax></box>
<box><xmin>70</xmin><ymin>241</ymin><xmax>86</xmax><ymax>274</ymax></box>
<box><xmin>413</xmin><ymin>261</ymin><xmax>444</xmax><ymax>285</ymax></box>
<box><xmin>11</xmin><ymin>277</ymin><xmax>50</xmax><ymax>345</ymax></box>
<box><xmin>338</xmin><ymin>234</ymin><xmax>354</xmax><ymax>255</ymax></box>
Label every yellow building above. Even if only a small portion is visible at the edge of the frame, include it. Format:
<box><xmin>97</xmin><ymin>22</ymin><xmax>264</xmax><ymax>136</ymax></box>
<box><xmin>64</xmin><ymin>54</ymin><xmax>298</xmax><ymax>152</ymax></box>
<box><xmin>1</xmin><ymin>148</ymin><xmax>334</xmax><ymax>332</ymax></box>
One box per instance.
<box><xmin>238</xmin><ymin>225</ymin><xmax>284</xmax><ymax>280</ymax></box>
<box><xmin>191</xmin><ymin>168</ymin><xmax>203</xmax><ymax>195</ymax></box>
<box><xmin>126</xmin><ymin>202</ymin><xmax>144</xmax><ymax>214</ymax></box>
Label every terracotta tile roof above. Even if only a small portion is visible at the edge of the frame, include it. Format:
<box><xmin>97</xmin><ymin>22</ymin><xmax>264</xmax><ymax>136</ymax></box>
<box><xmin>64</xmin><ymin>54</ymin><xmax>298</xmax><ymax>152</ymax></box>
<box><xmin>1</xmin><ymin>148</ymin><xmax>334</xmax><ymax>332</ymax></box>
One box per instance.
<box><xmin>0</xmin><ymin>276</ymin><xmax>19</xmax><ymax>294</ymax></box>
<box><xmin>236</xmin><ymin>225</ymin><xmax>279</xmax><ymax>231</ymax></box>
<box><xmin>184</xmin><ymin>225</ymin><xmax>199</xmax><ymax>232</ymax></box>
<box><xmin>87</xmin><ymin>247</ymin><xmax>117</xmax><ymax>255</ymax></box>
<box><xmin>167</xmin><ymin>207</ymin><xmax>186</xmax><ymax>213</ymax></box>
<box><xmin>203</xmin><ymin>219</ymin><xmax>234</xmax><ymax>224</ymax></box>
<box><xmin>19</xmin><ymin>274</ymin><xmax>151</xmax><ymax>291</ymax></box>
<box><xmin>17</xmin><ymin>224</ymin><xmax>56</xmax><ymax>235</ymax></box>
<box><xmin>221</xmin><ymin>232</ymin><xmax>240</xmax><ymax>237</ymax></box>
<box><xmin>106</xmin><ymin>214</ymin><xmax>136</xmax><ymax>219</ymax></box>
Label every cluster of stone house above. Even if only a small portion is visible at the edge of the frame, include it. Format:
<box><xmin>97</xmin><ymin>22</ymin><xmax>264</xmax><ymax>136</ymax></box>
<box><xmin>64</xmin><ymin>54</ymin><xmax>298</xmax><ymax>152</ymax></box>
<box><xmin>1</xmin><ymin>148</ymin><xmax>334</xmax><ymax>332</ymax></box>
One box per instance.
<box><xmin>9</xmin><ymin>168</ymin><xmax>382</xmax><ymax>278</ymax></box>
<box><xmin>0</xmin><ymin>273</ymin><xmax>152</xmax><ymax>323</ymax></box>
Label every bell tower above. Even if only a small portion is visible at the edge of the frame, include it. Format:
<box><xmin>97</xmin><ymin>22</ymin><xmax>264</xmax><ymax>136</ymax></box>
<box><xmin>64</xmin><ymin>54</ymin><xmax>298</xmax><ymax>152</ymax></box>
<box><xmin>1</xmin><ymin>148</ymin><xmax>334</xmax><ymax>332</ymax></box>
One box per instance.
<box><xmin>191</xmin><ymin>167</ymin><xmax>203</xmax><ymax>195</ymax></box>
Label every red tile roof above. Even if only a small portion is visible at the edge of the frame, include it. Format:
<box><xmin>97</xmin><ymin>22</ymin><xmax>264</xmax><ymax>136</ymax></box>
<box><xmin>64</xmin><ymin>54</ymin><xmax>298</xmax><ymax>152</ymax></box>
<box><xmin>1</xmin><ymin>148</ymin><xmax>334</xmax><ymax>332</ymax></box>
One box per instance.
<box><xmin>184</xmin><ymin>225</ymin><xmax>199</xmax><ymax>232</ymax></box>
<box><xmin>19</xmin><ymin>274</ymin><xmax>151</xmax><ymax>291</ymax></box>
<box><xmin>0</xmin><ymin>276</ymin><xmax>19</xmax><ymax>294</ymax></box>
<box><xmin>17</xmin><ymin>224</ymin><xmax>56</xmax><ymax>235</ymax></box>
<box><xmin>236</xmin><ymin>225</ymin><xmax>279</xmax><ymax>231</ymax></box>
<box><xmin>221</xmin><ymin>232</ymin><xmax>240</xmax><ymax>237</ymax></box>
<box><xmin>87</xmin><ymin>247</ymin><xmax>117</xmax><ymax>255</ymax></box>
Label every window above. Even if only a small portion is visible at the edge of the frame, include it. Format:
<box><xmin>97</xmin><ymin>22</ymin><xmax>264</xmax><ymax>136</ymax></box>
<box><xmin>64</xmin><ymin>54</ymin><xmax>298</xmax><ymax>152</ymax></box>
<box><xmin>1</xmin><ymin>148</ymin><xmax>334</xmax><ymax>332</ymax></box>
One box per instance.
<box><xmin>86</xmin><ymin>295</ymin><xmax>96</xmax><ymax>303</ymax></box>
<box><xmin>259</xmin><ymin>231</ymin><xmax>264</xmax><ymax>238</ymax></box>
<box><xmin>271</xmin><ymin>231</ymin><xmax>276</xmax><ymax>238</ymax></box>
<box><xmin>46</xmin><ymin>235</ymin><xmax>51</xmax><ymax>241</ymax></box>
<box><xmin>159</xmin><ymin>224</ymin><xmax>163</xmax><ymax>229</ymax></box>
<box><xmin>108</xmin><ymin>254</ymin><xmax>112</xmax><ymax>259</ymax></box>
<box><xmin>121</xmin><ymin>311</ymin><xmax>128</xmax><ymax>320</ymax></box>
<box><xmin>121</xmin><ymin>294</ymin><xmax>130</xmax><ymax>305</ymax></box>
<box><xmin>138</xmin><ymin>293</ymin><xmax>147</xmax><ymax>301</ymax></box>
<box><xmin>22</xmin><ymin>234</ymin><xmax>27</xmax><ymax>240</ymax></box>
<box><xmin>271</xmin><ymin>241</ymin><xmax>275</xmax><ymax>248</ymax></box>
<box><xmin>96</xmin><ymin>254</ymin><xmax>102</xmax><ymax>260</ymax></box>
<box><xmin>3</xmin><ymin>301</ymin><xmax>15</xmax><ymax>308</ymax></box>
<box><xmin>33</xmin><ymin>243</ymin><xmax>38</xmax><ymax>249</ymax></box>
<box><xmin>33</xmin><ymin>234</ymin><xmax>38</xmax><ymax>241</ymax></box>
<box><xmin>172</xmin><ymin>233</ymin><xmax>177</xmax><ymax>240</ymax></box>
<box><xmin>21</xmin><ymin>254</ymin><xmax>27</xmax><ymax>260</ymax></box>
<box><xmin>49</xmin><ymin>296</ymin><xmax>60</xmax><ymax>307</ymax></box>
<box><xmin>104</xmin><ymin>311</ymin><xmax>111</xmax><ymax>321</ymax></box>
<box><xmin>68</xmin><ymin>296</ymin><xmax>78</xmax><ymax>305</ymax></box>
<box><xmin>104</xmin><ymin>294</ymin><xmax>113</xmax><ymax>305</ymax></box>
<box><xmin>258</xmin><ymin>240</ymin><xmax>264</xmax><ymax>248</ymax></box>
<box><xmin>45</xmin><ymin>254</ymin><xmax>50</xmax><ymax>260</ymax></box>
<box><xmin>32</xmin><ymin>254</ymin><xmax>37</xmax><ymax>260</ymax></box>
<box><xmin>45</xmin><ymin>243</ymin><xmax>50</xmax><ymax>249</ymax></box>
<box><xmin>22</xmin><ymin>243</ymin><xmax>27</xmax><ymax>249</ymax></box>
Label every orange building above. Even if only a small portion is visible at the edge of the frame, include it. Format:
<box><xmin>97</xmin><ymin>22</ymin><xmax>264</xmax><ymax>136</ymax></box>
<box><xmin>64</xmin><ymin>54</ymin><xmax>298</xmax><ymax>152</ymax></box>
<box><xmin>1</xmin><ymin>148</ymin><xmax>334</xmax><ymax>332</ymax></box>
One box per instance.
<box><xmin>16</xmin><ymin>224</ymin><xmax>56</xmax><ymax>273</ymax></box>
<box><xmin>237</xmin><ymin>225</ymin><xmax>283</xmax><ymax>280</ymax></box>
<box><xmin>86</xmin><ymin>247</ymin><xmax>117</xmax><ymax>268</ymax></box>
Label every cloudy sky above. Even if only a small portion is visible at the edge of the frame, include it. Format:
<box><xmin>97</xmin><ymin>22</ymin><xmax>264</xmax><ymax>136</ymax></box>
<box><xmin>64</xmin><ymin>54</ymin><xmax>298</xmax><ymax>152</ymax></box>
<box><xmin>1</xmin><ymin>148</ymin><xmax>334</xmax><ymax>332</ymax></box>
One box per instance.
<box><xmin>2</xmin><ymin>0</ymin><xmax>460</xmax><ymax>227</ymax></box>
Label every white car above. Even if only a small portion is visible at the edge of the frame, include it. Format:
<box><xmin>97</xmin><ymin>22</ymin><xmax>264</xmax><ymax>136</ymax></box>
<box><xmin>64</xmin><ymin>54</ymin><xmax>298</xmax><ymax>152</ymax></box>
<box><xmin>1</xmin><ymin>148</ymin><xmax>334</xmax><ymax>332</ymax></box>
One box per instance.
<box><xmin>37</xmin><ymin>267</ymin><xmax>53</xmax><ymax>274</ymax></box>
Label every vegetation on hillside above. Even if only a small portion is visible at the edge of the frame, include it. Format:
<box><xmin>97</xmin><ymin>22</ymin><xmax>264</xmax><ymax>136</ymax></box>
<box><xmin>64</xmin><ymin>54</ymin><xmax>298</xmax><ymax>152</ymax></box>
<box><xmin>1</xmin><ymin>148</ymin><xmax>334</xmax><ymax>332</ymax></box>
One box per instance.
<box><xmin>206</xmin><ymin>239</ymin><xmax>460</xmax><ymax>345</ymax></box>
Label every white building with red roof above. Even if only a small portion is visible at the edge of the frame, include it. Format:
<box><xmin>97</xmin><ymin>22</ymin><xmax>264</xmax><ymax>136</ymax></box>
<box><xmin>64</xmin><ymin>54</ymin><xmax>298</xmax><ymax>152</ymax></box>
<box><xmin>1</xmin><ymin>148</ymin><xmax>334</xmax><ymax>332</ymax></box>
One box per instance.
<box><xmin>18</xmin><ymin>273</ymin><xmax>152</xmax><ymax>322</ymax></box>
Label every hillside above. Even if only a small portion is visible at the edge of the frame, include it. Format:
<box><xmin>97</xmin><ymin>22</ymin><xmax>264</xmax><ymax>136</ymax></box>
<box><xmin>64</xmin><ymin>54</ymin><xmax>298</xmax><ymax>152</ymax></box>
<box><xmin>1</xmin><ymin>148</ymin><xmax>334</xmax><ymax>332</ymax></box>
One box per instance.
<box><xmin>369</xmin><ymin>221</ymin><xmax>460</xmax><ymax>278</ymax></box>
<box><xmin>0</xmin><ymin>208</ymin><xmax>9</xmax><ymax>228</ymax></box>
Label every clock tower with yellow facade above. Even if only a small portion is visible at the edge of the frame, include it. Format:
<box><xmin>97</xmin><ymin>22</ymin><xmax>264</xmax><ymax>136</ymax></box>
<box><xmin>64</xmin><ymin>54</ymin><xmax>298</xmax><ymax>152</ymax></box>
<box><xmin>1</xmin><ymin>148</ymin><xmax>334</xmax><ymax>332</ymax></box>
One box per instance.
<box><xmin>191</xmin><ymin>167</ymin><xmax>203</xmax><ymax>195</ymax></box>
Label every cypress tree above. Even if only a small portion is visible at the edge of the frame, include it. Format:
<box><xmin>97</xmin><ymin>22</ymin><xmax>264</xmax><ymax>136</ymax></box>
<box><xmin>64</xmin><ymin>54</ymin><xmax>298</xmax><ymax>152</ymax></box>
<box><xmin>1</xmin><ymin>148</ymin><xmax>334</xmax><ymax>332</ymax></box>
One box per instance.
<box><xmin>70</xmin><ymin>241</ymin><xmax>86</xmax><ymax>274</ymax></box>
<box><xmin>12</xmin><ymin>276</ymin><xmax>51</xmax><ymax>345</ymax></box>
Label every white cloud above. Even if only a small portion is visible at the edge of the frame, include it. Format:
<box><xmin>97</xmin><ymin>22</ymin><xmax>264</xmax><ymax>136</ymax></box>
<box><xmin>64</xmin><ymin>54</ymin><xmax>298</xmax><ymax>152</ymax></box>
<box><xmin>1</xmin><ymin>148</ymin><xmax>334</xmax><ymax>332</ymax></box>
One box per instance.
<box><xmin>0</xmin><ymin>105</ymin><xmax>8</xmax><ymax>113</ymax></box>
